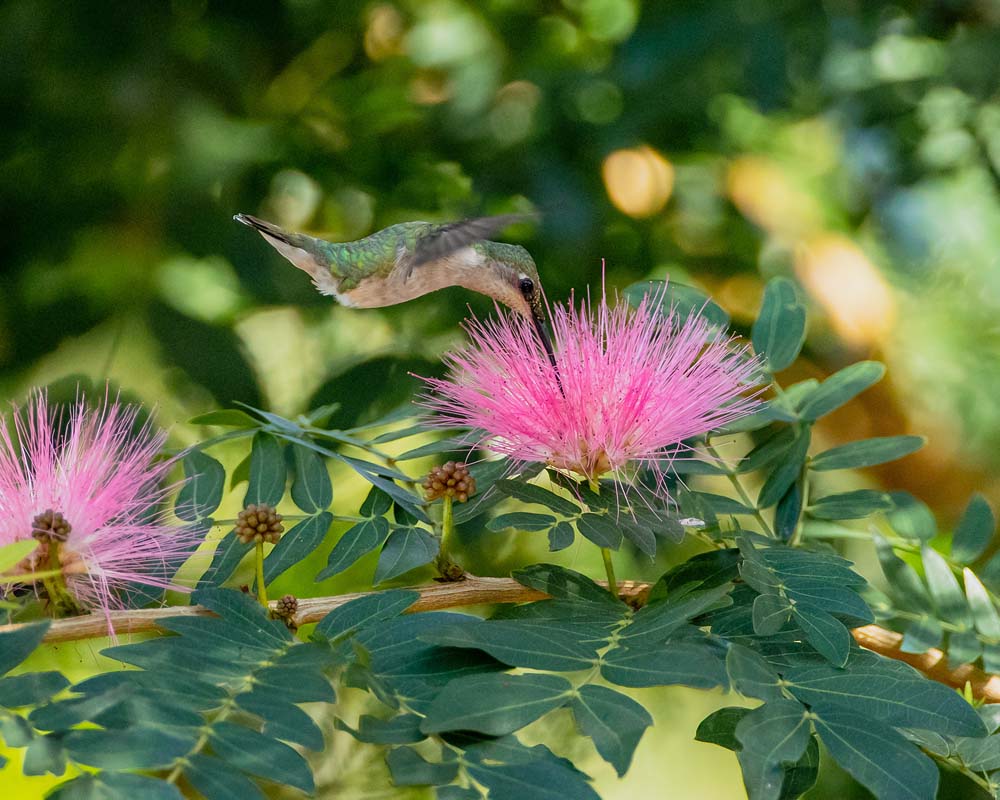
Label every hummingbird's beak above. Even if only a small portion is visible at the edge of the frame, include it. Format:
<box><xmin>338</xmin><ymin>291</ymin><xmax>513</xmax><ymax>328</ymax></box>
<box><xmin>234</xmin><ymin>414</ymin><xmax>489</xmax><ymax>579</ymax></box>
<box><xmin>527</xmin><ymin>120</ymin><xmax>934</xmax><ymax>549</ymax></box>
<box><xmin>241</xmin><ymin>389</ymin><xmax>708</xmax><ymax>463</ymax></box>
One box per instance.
<box><xmin>532</xmin><ymin>312</ymin><xmax>563</xmax><ymax>394</ymax></box>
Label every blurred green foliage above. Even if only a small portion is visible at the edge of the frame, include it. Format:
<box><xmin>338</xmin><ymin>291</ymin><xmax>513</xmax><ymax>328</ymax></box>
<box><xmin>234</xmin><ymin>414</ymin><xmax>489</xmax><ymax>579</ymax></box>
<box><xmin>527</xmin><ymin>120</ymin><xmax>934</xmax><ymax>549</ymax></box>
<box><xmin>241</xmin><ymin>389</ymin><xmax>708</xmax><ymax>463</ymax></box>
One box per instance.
<box><xmin>3</xmin><ymin>2</ymin><xmax>1000</xmax><ymax>796</ymax></box>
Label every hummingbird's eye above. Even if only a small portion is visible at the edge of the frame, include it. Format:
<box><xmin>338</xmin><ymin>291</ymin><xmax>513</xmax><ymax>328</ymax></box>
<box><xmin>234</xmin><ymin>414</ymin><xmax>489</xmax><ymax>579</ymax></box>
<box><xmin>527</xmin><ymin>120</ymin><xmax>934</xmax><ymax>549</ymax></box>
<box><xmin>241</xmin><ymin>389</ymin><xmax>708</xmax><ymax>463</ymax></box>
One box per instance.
<box><xmin>519</xmin><ymin>277</ymin><xmax>534</xmax><ymax>296</ymax></box>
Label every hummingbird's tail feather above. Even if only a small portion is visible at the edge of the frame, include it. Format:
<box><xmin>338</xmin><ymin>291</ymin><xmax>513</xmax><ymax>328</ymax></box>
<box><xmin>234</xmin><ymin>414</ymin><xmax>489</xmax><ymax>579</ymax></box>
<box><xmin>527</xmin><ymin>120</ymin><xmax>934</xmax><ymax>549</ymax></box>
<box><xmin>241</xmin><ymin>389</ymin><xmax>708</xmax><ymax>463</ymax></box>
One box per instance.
<box><xmin>234</xmin><ymin>213</ymin><xmax>340</xmax><ymax>297</ymax></box>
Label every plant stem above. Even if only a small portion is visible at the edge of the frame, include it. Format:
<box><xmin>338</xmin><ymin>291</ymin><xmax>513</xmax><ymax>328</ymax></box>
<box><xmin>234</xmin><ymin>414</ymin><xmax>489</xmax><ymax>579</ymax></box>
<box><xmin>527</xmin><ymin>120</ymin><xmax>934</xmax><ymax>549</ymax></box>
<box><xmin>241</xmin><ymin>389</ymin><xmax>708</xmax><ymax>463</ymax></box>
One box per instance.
<box><xmin>600</xmin><ymin>547</ymin><xmax>619</xmax><ymax>597</ymax></box>
<box><xmin>255</xmin><ymin>542</ymin><xmax>268</xmax><ymax>609</ymax></box>
<box><xmin>440</xmin><ymin>495</ymin><xmax>454</xmax><ymax>561</ymax></box>
<box><xmin>40</xmin><ymin>540</ymin><xmax>79</xmax><ymax>616</ymax></box>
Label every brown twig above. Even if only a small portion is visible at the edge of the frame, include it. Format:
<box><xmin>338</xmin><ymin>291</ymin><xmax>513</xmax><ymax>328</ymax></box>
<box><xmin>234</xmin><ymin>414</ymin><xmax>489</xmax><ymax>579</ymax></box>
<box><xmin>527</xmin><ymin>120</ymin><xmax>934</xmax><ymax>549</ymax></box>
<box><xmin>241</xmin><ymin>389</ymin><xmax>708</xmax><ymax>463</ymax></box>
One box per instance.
<box><xmin>3</xmin><ymin>576</ymin><xmax>997</xmax><ymax>702</ymax></box>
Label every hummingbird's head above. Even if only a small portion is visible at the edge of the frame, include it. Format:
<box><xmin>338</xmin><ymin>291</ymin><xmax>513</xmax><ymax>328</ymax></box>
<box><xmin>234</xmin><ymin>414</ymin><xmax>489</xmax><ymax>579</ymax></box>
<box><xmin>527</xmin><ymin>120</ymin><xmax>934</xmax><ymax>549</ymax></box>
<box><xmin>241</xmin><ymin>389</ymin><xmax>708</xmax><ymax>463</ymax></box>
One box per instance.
<box><xmin>474</xmin><ymin>241</ymin><xmax>544</xmax><ymax>322</ymax></box>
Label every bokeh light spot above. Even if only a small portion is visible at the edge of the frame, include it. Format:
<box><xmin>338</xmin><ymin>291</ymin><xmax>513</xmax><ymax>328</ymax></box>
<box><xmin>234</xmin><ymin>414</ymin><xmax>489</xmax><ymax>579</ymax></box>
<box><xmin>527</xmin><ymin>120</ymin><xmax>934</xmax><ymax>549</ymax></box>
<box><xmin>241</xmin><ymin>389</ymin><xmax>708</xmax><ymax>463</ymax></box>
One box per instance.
<box><xmin>602</xmin><ymin>145</ymin><xmax>675</xmax><ymax>218</ymax></box>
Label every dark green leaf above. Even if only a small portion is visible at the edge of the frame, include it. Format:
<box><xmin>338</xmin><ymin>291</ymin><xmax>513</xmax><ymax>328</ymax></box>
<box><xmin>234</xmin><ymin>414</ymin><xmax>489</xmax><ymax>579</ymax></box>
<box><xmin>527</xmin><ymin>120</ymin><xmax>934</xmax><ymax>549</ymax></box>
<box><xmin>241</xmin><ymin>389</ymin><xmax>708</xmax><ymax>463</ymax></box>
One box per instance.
<box><xmin>719</xmin><ymin>402</ymin><xmax>798</xmax><ymax>435</ymax></box>
<box><xmin>421</xmin><ymin>673</ymin><xmax>573</xmax><ymax>735</ymax></box>
<box><xmin>727</xmin><ymin>645</ymin><xmax>785</xmax><ymax>702</ymax></box>
<box><xmin>753</xmin><ymin>594</ymin><xmax>791</xmax><ymax>635</ymax></box>
<box><xmin>922</xmin><ymin>545</ymin><xmax>971</xmax><ymax>625</ymax></box>
<box><xmin>901</xmin><ymin>615</ymin><xmax>943</xmax><ymax>653</ymax></box>
<box><xmin>314</xmin><ymin>589</ymin><xmax>419</xmax><ymax>641</ymax></box>
<box><xmin>953</xmin><ymin>494</ymin><xmax>995</xmax><ymax>564</ymax></box>
<box><xmin>317</xmin><ymin>516</ymin><xmax>391</xmax><ymax>581</ymax></box>
<box><xmin>695</xmin><ymin>706</ymin><xmax>750</xmax><ymax>751</ymax></box>
<box><xmin>244</xmin><ymin>432</ymin><xmax>286</xmax><ymax>507</ymax></box>
<box><xmin>548</xmin><ymin>521</ymin><xmax>575</xmax><ymax>551</ymax></box>
<box><xmin>0</xmin><ymin>621</ymin><xmax>50</xmax><ymax>675</ymax></box>
<box><xmin>487</xmin><ymin>512</ymin><xmax>557</xmax><ymax>532</ymax></box>
<box><xmin>22</xmin><ymin>732</ymin><xmax>65</xmax><ymax>776</ymax></box>
<box><xmin>623</xmin><ymin>583</ymin><xmax>734</xmax><ymax>646</ymax></box>
<box><xmin>47</xmin><ymin>774</ymin><xmax>183</xmax><ymax>800</ymax></box>
<box><xmin>191</xmin><ymin>587</ymin><xmax>292</xmax><ymax>648</ymax></box>
<box><xmin>774</xmin><ymin>479</ymin><xmax>804</xmax><ymax>541</ymax></box>
<box><xmin>785</xmin><ymin>658</ymin><xmax>986</xmax><ymax>736</ymax></box>
<box><xmin>691</xmin><ymin>492</ymin><xmax>756</xmax><ymax>515</ymax></box>
<box><xmin>809</xmin><ymin>436</ymin><xmax>925</xmax><ymax>472</ymax></box>
<box><xmin>576</xmin><ymin>514</ymin><xmax>622</xmax><ymax>549</ymax></box>
<box><xmin>888</xmin><ymin>492</ymin><xmax>937</xmax><ymax>541</ymax></box>
<box><xmin>63</xmin><ymin>727</ymin><xmax>197</xmax><ymax>769</ymax></box>
<box><xmin>735</xmin><ymin>700</ymin><xmax>810</xmax><ymax>800</ymax></box>
<box><xmin>336</xmin><ymin>713</ymin><xmax>426</xmax><ymax>744</ymax></box>
<box><xmin>175</xmin><ymin>450</ymin><xmax>226</xmax><ymax>522</ymax></box>
<box><xmin>964</xmin><ymin>568</ymin><xmax>1000</xmax><ymax>638</ymax></box>
<box><xmin>184</xmin><ymin>754</ymin><xmax>266</xmax><ymax>800</ymax></box>
<box><xmin>793</xmin><ymin>604</ymin><xmax>850</xmax><ymax>666</ymax></box>
<box><xmin>210</xmin><ymin>720</ymin><xmax>313</xmax><ymax>792</ymax></box>
<box><xmin>797</xmin><ymin>361</ymin><xmax>885</xmax><ymax>421</ymax></box>
<box><xmin>813</xmin><ymin>710</ymin><xmax>937</xmax><ymax>800</ymax></box>
<box><xmin>196</xmin><ymin>529</ymin><xmax>248</xmax><ymax>588</ymax></box>
<box><xmin>0</xmin><ymin>671</ymin><xmax>68</xmax><ymax>708</ymax></box>
<box><xmin>422</xmin><ymin>622</ymin><xmax>600</xmax><ymax>671</ymax></box>
<box><xmin>190</xmin><ymin>409</ymin><xmax>261</xmax><ymax>428</ymax></box>
<box><xmin>263</xmin><ymin>512</ymin><xmax>331</xmax><ymax>584</ymax></box>
<box><xmin>625</xmin><ymin>280</ymin><xmax>730</xmax><ymax>328</ymax></box>
<box><xmin>752</xmin><ymin>277</ymin><xmax>806</xmax><ymax>372</ymax></box>
<box><xmin>947</xmin><ymin>629</ymin><xmax>981</xmax><ymax>667</ymax></box>
<box><xmin>386</xmin><ymin>746</ymin><xmax>459</xmax><ymax>786</ymax></box>
<box><xmin>493</xmin><ymin>480</ymin><xmax>580</xmax><ymax>516</ymax></box>
<box><xmin>783</xmin><ymin>579</ymin><xmax>873</xmax><ymax>623</ymax></box>
<box><xmin>375</xmin><ymin>527</ymin><xmax>439</xmax><ymax>583</ymax></box>
<box><xmin>874</xmin><ymin>535</ymin><xmax>931</xmax><ymax>611</ymax></box>
<box><xmin>570</xmin><ymin>684</ymin><xmax>652</xmax><ymax>776</ymax></box>
<box><xmin>289</xmin><ymin>444</ymin><xmax>333</xmax><ymax>514</ymax></box>
<box><xmin>513</xmin><ymin>564</ymin><xmax>621</xmax><ymax>606</ymax></box>
<box><xmin>807</xmin><ymin>490</ymin><xmax>893</xmax><ymax>520</ymax></box>
<box><xmin>345</xmin><ymin>459</ymin><xmax>430</xmax><ymax>523</ymax></box>
<box><xmin>601</xmin><ymin>641</ymin><xmax>727</xmax><ymax>689</ymax></box>
<box><xmin>737</xmin><ymin>428</ymin><xmax>796</xmax><ymax>475</ymax></box>
<box><xmin>780</xmin><ymin>738</ymin><xmax>820</xmax><ymax>800</ymax></box>
<box><xmin>31</xmin><ymin>685</ymin><xmax>134</xmax><ymax>731</ymax></box>
<box><xmin>235</xmin><ymin>692</ymin><xmax>324</xmax><ymax>750</ymax></box>
<box><xmin>758</xmin><ymin>429</ymin><xmax>810</xmax><ymax>508</ymax></box>
<box><xmin>465</xmin><ymin>750</ymin><xmax>601</xmax><ymax>800</ymax></box>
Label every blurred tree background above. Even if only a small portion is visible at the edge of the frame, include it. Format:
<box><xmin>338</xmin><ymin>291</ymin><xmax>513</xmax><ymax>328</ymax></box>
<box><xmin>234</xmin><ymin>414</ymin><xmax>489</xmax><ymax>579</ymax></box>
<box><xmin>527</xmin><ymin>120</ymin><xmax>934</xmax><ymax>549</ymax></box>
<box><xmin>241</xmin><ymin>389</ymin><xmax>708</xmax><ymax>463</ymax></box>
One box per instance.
<box><xmin>3</xmin><ymin>0</ymin><xmax>1000</xmax><ymax>797</ymax></box>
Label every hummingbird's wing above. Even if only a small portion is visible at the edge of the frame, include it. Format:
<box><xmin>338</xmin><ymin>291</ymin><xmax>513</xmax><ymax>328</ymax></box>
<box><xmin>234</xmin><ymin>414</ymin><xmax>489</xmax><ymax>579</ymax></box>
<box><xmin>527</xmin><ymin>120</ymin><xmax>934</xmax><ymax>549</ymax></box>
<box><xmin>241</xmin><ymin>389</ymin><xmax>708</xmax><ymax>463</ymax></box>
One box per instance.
<box><xmin>402</xmin><ymin>213</ymin><xmax>534</xmax><ymax>280</ymax></box>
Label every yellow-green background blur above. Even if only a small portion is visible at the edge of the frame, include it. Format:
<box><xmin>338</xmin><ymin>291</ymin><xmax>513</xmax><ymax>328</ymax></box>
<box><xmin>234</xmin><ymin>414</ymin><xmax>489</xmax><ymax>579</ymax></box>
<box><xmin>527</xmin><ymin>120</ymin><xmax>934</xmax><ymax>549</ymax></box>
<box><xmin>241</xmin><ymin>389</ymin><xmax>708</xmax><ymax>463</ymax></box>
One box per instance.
<box><xmin>3</xmin><ymin>0</ymin><xmax>1000</xmax><ymax>797</ymax></box>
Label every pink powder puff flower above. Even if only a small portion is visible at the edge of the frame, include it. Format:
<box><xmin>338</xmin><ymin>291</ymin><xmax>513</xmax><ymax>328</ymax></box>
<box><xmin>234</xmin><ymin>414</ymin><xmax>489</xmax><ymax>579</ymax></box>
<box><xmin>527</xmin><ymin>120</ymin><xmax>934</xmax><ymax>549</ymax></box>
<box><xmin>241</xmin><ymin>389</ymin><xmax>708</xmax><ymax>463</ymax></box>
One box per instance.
<box><xmin>0</xmin><ymin>390</ymin><xmax>198</xmax><ymax>627</ymax></box>
<box><xmin>418</xmin><ymin>284</ymin><xmax>761</xmax><ymax>489</ymax></box>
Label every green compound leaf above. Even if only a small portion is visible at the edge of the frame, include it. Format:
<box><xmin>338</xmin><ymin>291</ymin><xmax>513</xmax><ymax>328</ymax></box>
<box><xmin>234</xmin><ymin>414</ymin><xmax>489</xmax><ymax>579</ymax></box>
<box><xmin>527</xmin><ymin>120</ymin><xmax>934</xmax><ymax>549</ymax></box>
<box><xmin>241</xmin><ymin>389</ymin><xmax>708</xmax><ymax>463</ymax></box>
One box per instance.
<box><xmin>792</xmin><ymin>604</ymin><xmax>851</xmax><ymax>667</ymax></box>
<box><xmin>953</xmin><ymin>494</ymin><xmax>996</xmax><ymax>564</ymax></box>
<box><xmin>422</xmin><ymin>621</ymin><xmax>601</xmax><ymax>672</ymax></box>
<box><xmin>386</xmin><ymin>746</ymin><xmax>459</xmax><ymax>786</ymax></box>
<box><xmin>0</xmin><ymin>672</ymin><xmax>69</xmax><ymax>708</ymax></box>
<box><xmin>209</xmin><ymin>720</ymin><xmax>314</xmax><ymax>793</ymax></box>
<box><xmin>874</xmin><ymin>534</ymin><xmax>931</xmax><ymax>612</ymax></box>
<box><xmin>735</xmin><ymin>700</ymin><xmax>810</xmax><ymax>800</ymax></box>
<box><xmin>812</xmin><ymin>710</ymin><xmax>938</xmax><ymax>800</ymax></box>
<box><xmin>463</xmin><ymin>746</ymin><xmax>601</xmax><ymax>800</ymax></box>
<box><xmin>420</xmin><ymin>673</ymin><xmax>573</xmax><ymax>736</ymax></box>
<box><xmin>243</xmin><ymin>432</ymin><xmax>286</xmax><ymax>507</ymax></box>
<box><xmin>807</xmin><ymin>489</ymin><xmax>893</xmax><ymax>520</ymax></box>
<box><xmin>48</xmin><ymin>773</ymin><xmax>183</xmax><ymax>800</ymax></box>
<box><xmin>785</xmin><ymin>657</ymin><xmax>986</xmax><ymax>736</ymax></box>
<box><xmin>374</xmin><ymin>527</ymin><xmax>439</xmax><ymax>584</ymax></box>
<box><xmin>758</xmin><ymin>429</ymin><xmax>810</xmax><ymax>509</ymax></box>
<box><xmin>175</xmin><ymin>449</ymin><xmax>226</xmax><ymax>522</ymax></box>
<box><xmin>922</xmin><ymin>545</ymin><xmax>971</xmax><ymax>625</ymax></box>
<box><xmin>235</xmin><ymin>691</ymin><xmax>324</xmax><ymax>751</ymax></box>
<box><xmin>197</xmin><ymin>529</ymin><xmax>248</xmax><ymax>588</ymax></box>
<box><xmin>0</xmin><ymin>621</ymin><xmax>50</xmax><ymax>676</ymax></box>
<box><xmin>189</xmin><ymin>409</ymin><xmax>261</xmax><ymax>428</ymax></box>
<box><xmin>601</xmin><ymin>640</ymin><xmax>728</xmax><ymax>689</ymax></box>
<box><xmin>184</xmin><ymin>754</ymin><xmax>266</xmax><ymax>800</ymax></box>
<box><xmin>752</xmin><ymin>277</ymin><xmax>807</xmax><ymax>372</ymax></box>
<box><xmin>753</xmin><ymin>593</ymin><xmax>792</xmax><ymax>636</ymax></box>
<box><xmin>263</xmin><ymin>512</ymin><xmax>332</xmax><ymax>584</ymax></box>
<box><xmin>513</xmin><ymin>564</ymin><xmax>622</xmax><ymax>606</ymax></box>
<box><xmin>726</xmin><ymin>645</ymin><xmax>786</xmax><ymax>703</ymax></box>
<box><xmin>797</xmin><ymin>361</ymin><xmax>885</xmax><ymax>421</ymax></box>
<box><xmin>548</xmin><ymin>521</ymin><xmax>576</xmax><ymax>551</ymax></box>
<box><xmin>336</xmin><ymin>713</ymin><xmax>426</xmax><ymax>745</ymax></box>
<box><xmin>621</xmin><ymin>583</ymin><xmax>734</xmax><ymax>647</ymax></box>
<box><xmin>317</xmin><ymin>516</ymin><xmax>391</xmax><ymax>581</ymax></box>
<box><xmin>570</xmin><ymin>684</ymin><xmax>652</xmax><ymax>776</ymax></box>
<box><xmin>313</xmin><ymin>589</ymin><xmax>419</xmax><ymax>641</ymax></box>
<box><xmin>695</xmin><ymin>706</ymin><xmax>750</xmax><ymax>751</ymax></box>
<box><xmin>289</xmin><ymin>443</ymin><xmax>333</xmax><ymax>514</ymax></box>
<box><xmin>63</xmin><ymin>727</ymin><xmax>197</xmax><ymax>770</ymax></box>
<box><xmin>887</xmin><ymin>491</ymin><xmax>937</xmax><ymax>541</ymax></box>
<box><xmin>494</xmin><ymin>479</ymin><xmax>580</xmax><ymax>515</ymax></box>
<box><xmin>964</xmin><ymin>568</ymin><xmax>1000</xmax><ymax>639</ymax></box>
<box><xmin>809</xmin><ymin>435</ymin><xmax>925</xmax><ymax>472</ymax></box>
<box><xmin>487</xmin><ymin>512</ymin><xmax>558</xmax><ymax>532</ymax></box>
<box><xmin>575</xmin><ymin>513</ymin><xmax>623</xmax><ymax>549</ymax></box>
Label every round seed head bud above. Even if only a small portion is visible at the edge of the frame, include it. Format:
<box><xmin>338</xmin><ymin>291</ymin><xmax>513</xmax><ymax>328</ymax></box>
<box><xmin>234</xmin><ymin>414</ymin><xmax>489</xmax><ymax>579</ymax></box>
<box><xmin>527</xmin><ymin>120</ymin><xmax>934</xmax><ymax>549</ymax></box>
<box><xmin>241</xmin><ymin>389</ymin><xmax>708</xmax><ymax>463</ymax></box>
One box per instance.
<box><xmin>274</xmin><ymin>594</ymin><xmax>298</xmax><ymax>619</ymax></box>
<box><xmin>422</xmin><ymin>462</ymin><xmax>476</xmax><ymax>502</ymax></box>
<box><xmin>235</xmin><ymin>503</ymin><xmax>284</xmax><ymax>544</ymax></box>
<box><xmin>32</xmin><ymin>509</ymin><xmax>72</xmax><ymax>542</ymax></box>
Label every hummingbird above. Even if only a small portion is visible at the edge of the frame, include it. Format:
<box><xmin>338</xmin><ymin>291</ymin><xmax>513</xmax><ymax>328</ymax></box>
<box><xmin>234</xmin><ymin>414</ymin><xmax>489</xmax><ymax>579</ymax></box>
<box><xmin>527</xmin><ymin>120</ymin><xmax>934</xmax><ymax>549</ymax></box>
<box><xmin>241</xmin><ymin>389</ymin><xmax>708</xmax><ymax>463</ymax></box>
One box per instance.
<box><xmin>234</xmin><ymin>212</ymin><xmax>559</xmax><ymax>371</ymax></box>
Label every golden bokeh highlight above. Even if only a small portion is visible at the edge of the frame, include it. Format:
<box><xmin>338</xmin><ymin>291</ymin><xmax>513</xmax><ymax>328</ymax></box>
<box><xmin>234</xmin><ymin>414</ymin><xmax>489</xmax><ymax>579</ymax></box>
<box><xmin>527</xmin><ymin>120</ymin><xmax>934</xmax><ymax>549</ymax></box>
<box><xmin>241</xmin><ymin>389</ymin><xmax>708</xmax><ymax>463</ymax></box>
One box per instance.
<box><xmin>602</xmin><ymin>145</ymin><xmax>675</xmax><ymax>218</ymax></box>
<box><xmin>795</xmin><ymin>234</ymin><xmax>897</xmax><ymax>347</ymax></box>
<box><xmin>364</xmin><ymin>4</ymin><xmax>405</xmax><ymax>61</ymax></box>
<box><xmin>727</xmin><ymin>155</ymin><xmax>821</xmax><ymax>238</ymax></box>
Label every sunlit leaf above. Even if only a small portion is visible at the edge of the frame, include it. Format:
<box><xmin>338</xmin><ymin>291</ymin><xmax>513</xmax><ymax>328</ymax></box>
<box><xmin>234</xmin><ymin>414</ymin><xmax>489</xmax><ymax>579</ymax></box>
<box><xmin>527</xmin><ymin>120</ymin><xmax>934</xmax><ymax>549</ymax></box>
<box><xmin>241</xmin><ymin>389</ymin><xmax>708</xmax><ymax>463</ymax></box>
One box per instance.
<box><xmin>752</xmin><ymin>277</ymin><xmax>806</xmax><ymax>372</ymax></box>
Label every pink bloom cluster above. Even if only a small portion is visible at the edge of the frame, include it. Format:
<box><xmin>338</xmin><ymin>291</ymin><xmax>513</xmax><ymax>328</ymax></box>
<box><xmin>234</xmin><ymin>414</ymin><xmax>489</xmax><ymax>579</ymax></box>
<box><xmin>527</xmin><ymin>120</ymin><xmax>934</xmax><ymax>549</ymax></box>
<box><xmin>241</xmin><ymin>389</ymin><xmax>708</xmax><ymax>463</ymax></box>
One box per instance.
<box><xmin>0</xmin><ymin>391</ymin><xmax>197</xmax><ymax>622</ymax></box>
<box><xmin>420</xmin><ymin>285</ymin><xmax>760</xmax><ymax>485</ymax></box>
